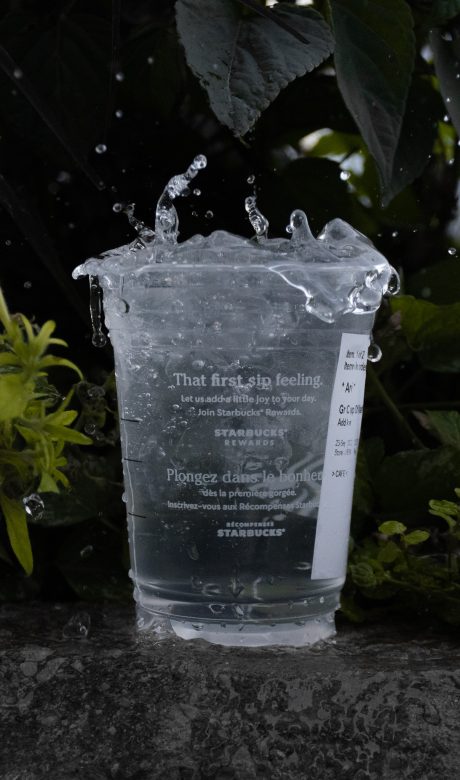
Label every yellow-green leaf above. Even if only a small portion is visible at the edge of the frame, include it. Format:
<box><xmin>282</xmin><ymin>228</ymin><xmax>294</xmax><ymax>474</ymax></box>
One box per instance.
<box><xmin>379</xmin><ymin>520</ymin><xmax>407</xmax><ymax>536</ymax></box>
<box><xmin>0</xmin><ymin>375</ymin><xmax>34</xmax><ymax>421</ymax></box>
<box><xmin>0</xmin><ymin>492</ymin><xmax>33</xmax><ymax>574</ymax></box>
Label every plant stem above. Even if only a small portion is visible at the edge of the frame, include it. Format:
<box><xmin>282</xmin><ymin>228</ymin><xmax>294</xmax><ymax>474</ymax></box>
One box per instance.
<box><xmin>367</xmin><ymin>367</ymin><xmax>426</xmax><ymax>449</ymax></box>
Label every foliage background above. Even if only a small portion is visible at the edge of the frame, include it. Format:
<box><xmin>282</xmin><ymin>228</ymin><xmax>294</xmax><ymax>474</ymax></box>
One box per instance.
<box><xmin>0</xmin><ymin>0</ymin><xmax>460</xmax><ymax>624</ymax></box>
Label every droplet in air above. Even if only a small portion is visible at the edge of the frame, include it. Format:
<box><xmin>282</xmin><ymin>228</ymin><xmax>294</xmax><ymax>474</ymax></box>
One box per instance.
<box><xmin>13</xmin><ymin>68</ymin><xmax>23</xmax><ymax>79</ymax></box>
<box><xmin>24</xmin><ymin>281</ymin><xmax>32</xmax><ymax>289</ymax></box>
<box><xmin>23</xmin><ymin>494</ymin><xmax>45</xmax><ymax>521</ymax></box>
<box><xmin>115</xmin><ymin>71</ymin><xmax>125</xmax><ymax>82</ymax></box>
<box><xmin>448</xmin><ymin>247</ymin><xmax>457</xmax><ymax>256</ymax></box>
<box><xmin>367</xmin><ymin>340</ymin><xmax>382</xmax><ymax>362</ymax></box>
<box><xmin>387</xmin><ymin>269</ymin><xmax>400</xmax><ymax>295</ymax></box>
<box><xmin>441</xmin><ymin>31</ymin><xmax>453</xmax><ymax>42</ymax></box>
<box><xmin>115</xmin><ymin>109</ymin><xmax>123</xmax><ymax>119</ymax></box>
<box><xmin>57</xmin><ymin>171</ymin><xmax>72</xmax><ymax>184</ymax></box>
<box><xmin>193</xmin><ymin>188</ymin><xmax>201</xmax><ymax>196</ymax></box>
<box><xmin>80</xmin><ymin>545</ymin><xmax>94</xmax><ymax>559</ymax></box>
<box><xmin>245</xmin><ymin>195</ymin><xmax>269</xmax><ymax>240</ymax></box>
<box><xmin>446</xmin><ymin>97</ymin><xmax>452</xmax><ymax>103</ymax></box>
<box><xmin>340</xmin><ymin>170</ymin><xmax>351</xmax><ymax>181</ymax></box>
<box><xmin>62</xmin><ymin>612</ymin><xmax>91</xmax><ymax>639</ymax></box>
<box><xmin>205</xmin><ymin>210</ymin><xmax>214</xmax><ymax>219</ymax></box>
<box><xmin>95</xmin><ymin>143</ymin><xmax>107</xmax><ymax>154</ymax></box>
<box><xmin>5</xmin><ymin>240</ymin><xmax>12</xmax><ymax>246</ymax></box>
<box><xmin>391</xmin><ymin>231</ymin><xmax>399</xmax><ymax>238</ymax></box>
<box><xmin>112</xmin><ymin>202</ymin><xmax>124</xmax><ymax>213</ymax></box>
<box><xmin>247</xmin><ymin>174</ymin><xmax>255</xmax><ymax>184</ymax></box>
<box><xmin>147</xmin><ymin>56</ymin><xmax>154</xmax><ymax>65</ymax></box>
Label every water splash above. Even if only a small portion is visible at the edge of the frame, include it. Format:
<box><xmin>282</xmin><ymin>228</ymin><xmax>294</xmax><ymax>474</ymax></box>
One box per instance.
<box><xmin>155</xmin><ymin>154</ymin><xmax>207</xmax><ymax>243</ymax></box>
<box><xmin>245</xmin><ymin>196</ymin><xmax>269</xmax><ymax>241</ymax></box>
<box><xmin>286</xmin><ymin>210</ymin><xmax>315</xmax><ymax>247</ymax></box>
<box><xmin>123</xmin><ymin>203</ymin><xmax>155</xmax><ymax>245</ymax></box>
<box><xmin>89</xmin><ymin>276</ymin><xmax>107</xmax><ymax>347</ymax></box>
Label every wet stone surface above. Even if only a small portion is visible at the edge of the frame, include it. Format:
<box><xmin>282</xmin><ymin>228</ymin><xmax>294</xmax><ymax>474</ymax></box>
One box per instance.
<box><xmin>1</xmin><ymin>603</ymin><xmax>459</xmax><ymax>779</ymax></box>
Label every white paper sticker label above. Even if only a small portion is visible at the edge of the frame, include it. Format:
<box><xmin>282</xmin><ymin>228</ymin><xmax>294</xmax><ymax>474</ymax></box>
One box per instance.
<box><xmin>311</xmin><ymin>333</ymin><xmax>370</xmax><ymax>580</ymax></box>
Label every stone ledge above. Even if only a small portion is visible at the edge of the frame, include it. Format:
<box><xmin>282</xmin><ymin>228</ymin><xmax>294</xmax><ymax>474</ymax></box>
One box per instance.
<box><xmin>1</xmin><ymin>603</ymin><xmax>459</xmax><ymax>780</ymax></box>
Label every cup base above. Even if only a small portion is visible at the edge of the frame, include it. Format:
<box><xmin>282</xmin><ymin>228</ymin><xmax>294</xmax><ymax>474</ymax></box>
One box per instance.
<box><xmin>135</xmin><ymin>601</ymin><xmax>337</xmax><ymax>647</ymax></box>
<box><xmin>169</xmin><ymin>614</ymin><xmax>336</xmax><ymax>647</ymax></box>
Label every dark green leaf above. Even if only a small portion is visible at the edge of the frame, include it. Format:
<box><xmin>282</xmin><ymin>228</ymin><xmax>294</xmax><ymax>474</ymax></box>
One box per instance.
<box><xmin>0</xmin><ymin>492</ymin><xmax>33</xmax><ymax>575</ymax></box>
<box><xmin>381</xmin><ymin>76</ymin><xmax>443</xmax><ymax>205</ymax></box>
<box><xmin>431</xmin><ymin>20</ymin><xmax>460</xmax><ymax>137</ymax></box>
<box><xmin>415</xmin><ymin>0</ymin><xmax>460</xmax><ymax>26</ymax></box>
<box><xmin>375</xmin><ymin>446</ymin><xmax>460</xmax><ymax>516</ymax></box>
<box><xmin>330</xmin><ymin>0</ymin><xmax>415</xmax><ymax>200</ymax></box>
<box><xmin>38</xmin><ymin>453</ymin><xmax>123</xmax><ymax>527</ymax></box>
<box><xmin>55</xmin><ymin>521</ymin><xmax>130</xmax><ymax>601</ymax></box>
<box><xmin>414</xmin><ymin>410</ymin><xmax>460</xmax><ymax>447</ymax></box>
<box><xmin>175</xmin><ymin>0</ymin><xmax>334</xmax><ymax>135</ymax></box>
<box><xmin>390</xmin><ymin>295</ymin><xmax>460</xmax><ymax>371</ymax></box>
<box><xmin>406</xmin><ymin>257</ymin><xmax>460</xmax><ymax>305</ymax></box>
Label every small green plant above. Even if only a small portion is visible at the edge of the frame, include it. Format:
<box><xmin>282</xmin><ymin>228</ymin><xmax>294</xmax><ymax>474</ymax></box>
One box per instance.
<box><xmin>343</xmin><ymin>491</ymin><xmax>460</xmax><ymax>626</ymax></box>
<box><xmin>0</xmin><ymin>288</ymin><xmax>91</xmax><ymax>575</ymax></box>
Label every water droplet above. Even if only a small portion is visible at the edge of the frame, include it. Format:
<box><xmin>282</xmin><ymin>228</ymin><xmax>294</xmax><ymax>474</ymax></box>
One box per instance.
<box><xmin>448</xmin><ymin>247</ymin><xmax>457</xmax><ymax>256</ymax></box>
<box><xmin>186</xmin><ymin>542</ymin><xmax>200</xmax><ymax>561</ymax></box>
<box><xmin>80</xmin><ymin>545</ymin><xmax>93</xmax><ymax>559</ymax></box>
<box><xmin>209</xmin><ymin>604</ymin><xmax>225</xmax><ymax>614</ymax></box>
<box><xmin>13</xmin><ymin>68</ymin><xmax>23</xmax><ymax>79</ymax></box>
<box><xmin>89</xmin><ymin>276</ymin><xmax>107</xmax><ymax>347</ymax></box>
<box><xmin>247</xmin><ymin>174</ymin><xmax>255</xmax><ymax>184</ymax></box>
<box><xmin>193</xmin><ymin>188</ymin><xmax>201</xmax><ymax>196</ymax></box>
<box><xmin>391</xmin><ymin>230</ymin><xmax>399</xmax><ymax>238</ymax></box>
<box><xmin>5</xmin><ymin>240</ymin><xmax>12</xmax><ymax>246</ymax></box>
<box><xmin>84</xmin><ymin>422</ymin><xmax>97</xmax><ymax>435</ymax></box>
<box><xmin>293</xmin><ymin>561</ymin><xmax>311</xmax><ymax>571</ymax></box>
<box><xmin>112</xmin><ymin>202</ymin><xmax>124</xmax><ymax>213</ymax></box>
<box><xmin>87</xmin><ymin>385</ymin><xmax>105</xmax><ymax>398</ymax></box>
<box><xmin>95</xmin><ymin>143</ymin><xmax>107</xmax><ymax>154</ymax></box>
<box><xmin>62</xmin><ymin>612</ymin><xmax>91</xmax><ymax>639</ymax></box>
<box><xmin>23</xmin><ymin>494</ymin><xmax>44</xmax><ymax>521</ymax></box>
<box><xmin>441</xmin><ymin>31</ymin><xmax>453</xmax><ymax>41</ymax></box>
<box><xmin>147</xmin><ymin>56</ymin><xmax>154</xmax><ymax>65</ymax></box>
<box><xmin>443</xmin><ymin>114</ymin><xmax>450</xmax><ymax>122</ymax></box>
<box><xmin>115</xmin><ymin>71</ymin><xmax>125</xmax><ymax>82</ymax></box>
<box><xmin>340</xmin><ymin>170</ymin><xmax>351</xmax><ymax>181</ymax></box>
<box><xmin>115</xmin><ymin>109</ymin><xmax>123</xmax><ymax>118</ymax></box>
<box><xmin>57</xmin><ymin>170</ymin><xmax>72</xmax><ymax>184</ymax></box>
<box><xmin>387</xmin><ymin>269</ymin><xmax>400</xmax><ymax>295</ymax></box>
<box><xmin>367</xmin><ymin>341</ymin><xmax>382</xmax><ymax>362</ymax></box>
<box><xmin>245</xmin><ymin>196</ymin><xmax>269</xmax><ymax>240</ymax></box>
<box><xmin>446</xmin><ymin>96</ymin><xmax>452</xmax><ymax>103</ymax></box>
<box><xmin>24</xmin><ymin>281</ymin><xmax>32</xmax><ymax>289</ymax></box>
<box><xmin>205</xmin><ymin>210</ymin><xmax>214</xmax><ymax>219</ymax></box>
